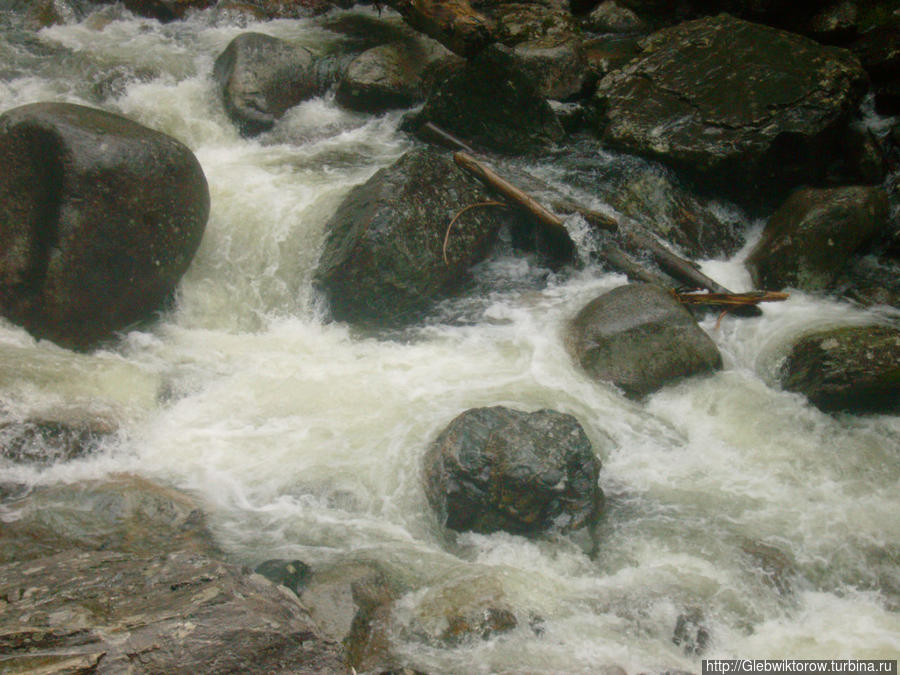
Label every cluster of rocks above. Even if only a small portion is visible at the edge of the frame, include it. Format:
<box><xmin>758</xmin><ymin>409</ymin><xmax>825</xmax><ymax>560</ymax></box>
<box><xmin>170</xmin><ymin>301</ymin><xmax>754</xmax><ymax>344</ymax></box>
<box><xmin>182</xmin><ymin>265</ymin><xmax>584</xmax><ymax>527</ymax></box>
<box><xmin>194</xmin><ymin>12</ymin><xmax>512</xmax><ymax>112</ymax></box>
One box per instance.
<box><xmin>2</xmin><ymin>0</ymin><xmax>900</xmax><ymax>669</ymax></box>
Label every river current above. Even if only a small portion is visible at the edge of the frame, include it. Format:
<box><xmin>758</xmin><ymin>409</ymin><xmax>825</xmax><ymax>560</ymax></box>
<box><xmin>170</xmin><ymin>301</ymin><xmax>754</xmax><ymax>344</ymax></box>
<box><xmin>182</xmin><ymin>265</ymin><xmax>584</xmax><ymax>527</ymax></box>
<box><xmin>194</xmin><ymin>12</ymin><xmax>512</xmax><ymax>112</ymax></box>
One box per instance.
<box><xmin>1</xmin><ymin>5</ymin><xmax>899</xmax><ymax>673</ymax></box>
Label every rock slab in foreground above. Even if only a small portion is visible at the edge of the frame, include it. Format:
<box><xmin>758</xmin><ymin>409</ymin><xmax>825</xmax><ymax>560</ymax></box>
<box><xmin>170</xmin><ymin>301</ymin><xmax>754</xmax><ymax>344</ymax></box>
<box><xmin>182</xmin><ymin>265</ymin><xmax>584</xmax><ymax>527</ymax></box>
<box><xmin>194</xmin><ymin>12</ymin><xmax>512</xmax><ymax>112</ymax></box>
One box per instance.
<box><xmin>0</xmin><ymin>550</ymin><xmax>350</xmax><ymax>674</ymax></box>
<box><xmin>567</xmin><ymin>283</ymin><xmax>722</xmax><ymax>398</ymax></box>
<box><xmin>214</xmin><ymin>32</ymin><xmax>319</xmax><ymax>136</ymax></box>
<box><xmin>423</xmin><ymin>406</ymin><xmax>602</xmax><ymax>536</ymax></box>
<box><xmin>314</xmin><ymin>147</ymin><xmax>505</xmax><ymax>328</ymax></box>
<box><xmin>780</xmin><ymin>324</ymin><xmax>900</xmax><ymax>414</ymax></box>
<box><xmin>594</xmin><ymin>14</ymin><xmax>868</xmax><ymax>208</ymax></box>
<box><xmin>0</xmin><ymin>102</ymin><xmax>209</xmax><ymax>350</ymax></box>
<box><xmin>745</xmin><ymin>185</ymin><xmax>889</xmax><ymax>292</ymax></box>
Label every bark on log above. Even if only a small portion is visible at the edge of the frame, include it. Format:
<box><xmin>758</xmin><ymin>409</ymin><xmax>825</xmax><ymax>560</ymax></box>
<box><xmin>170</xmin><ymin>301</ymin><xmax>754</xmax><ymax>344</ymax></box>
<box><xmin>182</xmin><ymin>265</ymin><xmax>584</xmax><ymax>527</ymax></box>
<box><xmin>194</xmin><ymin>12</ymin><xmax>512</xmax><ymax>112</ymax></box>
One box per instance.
<box><xmin>387</xmin><ymin>0</ymin><xmax>495</xmax><ymax>58</ymax></box>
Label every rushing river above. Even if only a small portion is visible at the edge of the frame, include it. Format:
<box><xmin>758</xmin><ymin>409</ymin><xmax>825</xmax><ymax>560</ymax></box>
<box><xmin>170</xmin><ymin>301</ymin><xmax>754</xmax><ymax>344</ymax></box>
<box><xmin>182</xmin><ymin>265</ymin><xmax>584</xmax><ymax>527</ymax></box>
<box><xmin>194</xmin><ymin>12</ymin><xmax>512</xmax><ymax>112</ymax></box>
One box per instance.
<box><xmin>1</xmin><ymin>5</ymin><xmax>899</xmax><ymax>673</ymax></box>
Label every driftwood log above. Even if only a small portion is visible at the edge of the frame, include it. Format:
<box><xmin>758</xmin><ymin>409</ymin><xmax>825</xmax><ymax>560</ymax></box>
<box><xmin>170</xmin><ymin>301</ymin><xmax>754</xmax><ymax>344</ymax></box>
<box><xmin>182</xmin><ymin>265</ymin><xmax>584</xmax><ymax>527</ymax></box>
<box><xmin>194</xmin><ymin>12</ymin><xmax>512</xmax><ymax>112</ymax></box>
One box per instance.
<box><xmin>424</xmin><ymin>124</ymin><xmax>781</xmax><ymax>314</ymax></box>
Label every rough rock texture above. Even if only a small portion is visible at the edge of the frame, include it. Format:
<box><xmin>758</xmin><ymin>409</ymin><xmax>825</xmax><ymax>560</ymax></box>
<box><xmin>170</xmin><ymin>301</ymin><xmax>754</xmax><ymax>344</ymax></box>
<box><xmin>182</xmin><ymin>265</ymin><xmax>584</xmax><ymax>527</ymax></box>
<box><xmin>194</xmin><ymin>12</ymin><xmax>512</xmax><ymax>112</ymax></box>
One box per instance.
<box><xmin>780</xmin><ymin>324</ymin><xmax>900</xmax><ymax>414</ymax></box>
<box><xmin>567</xmin><ymin>283</ymin><xmax>723</xmax><ymax>398</ymax></box>
<box><xmin>0</xmin><ymin>475</ymin><xmax>220</xmax><ymax>563</ymax></box>
<box><xmin>411</xmin><ymin>45</ymin><xmax>565</xmax><ymax>154</ymax></box>
<box><xmin>0</xmin><ymin>550</ymin><xmax>350</xmax><ymax>674</ymax></box>
<box><xmin>0</xmin><ymin>102</ymin><xmax>209</xmax><ymax>351</ymax></box>
<box><xmin>423</xmin><ymin>406</ymin><xmax>602</xmax><ymax>536</ymax></box>
<box><xmin>314</xmin><ymin>147</ymin><xmax>506</xmax><ymax>328</ymax></box>
<box><xmin>745</xmin><ymin>186</ymin><xmax>889</xmax><ymax>292</ymax></box>
<box><xmin>214</xmin><ymin>32</ymin><xmax>319</xmax><ymax>136</ymax></box>
<box><xmin>594</xmin><ymin>14</ymin><xmax>869</xmax><ymax>209</ymax></box>
<box><xmin>217</xmin><ymin>0</ymin><xmax>334</xmax><ymax>19</ymax></box>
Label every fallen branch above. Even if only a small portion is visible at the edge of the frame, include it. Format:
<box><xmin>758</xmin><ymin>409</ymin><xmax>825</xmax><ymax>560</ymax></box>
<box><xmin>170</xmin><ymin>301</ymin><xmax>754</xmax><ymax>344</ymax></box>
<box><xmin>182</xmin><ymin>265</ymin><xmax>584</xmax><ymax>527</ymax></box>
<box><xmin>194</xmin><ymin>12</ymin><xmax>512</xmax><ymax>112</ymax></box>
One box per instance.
<box><xmin>672</xmin><ymin>290</ymin><xmax>790</xmax><ymax>306</ymax></box>
<box><xmin>443</xmin><ymin>200</ymin><xmax>506</xmax><ymax>264</ymax></box>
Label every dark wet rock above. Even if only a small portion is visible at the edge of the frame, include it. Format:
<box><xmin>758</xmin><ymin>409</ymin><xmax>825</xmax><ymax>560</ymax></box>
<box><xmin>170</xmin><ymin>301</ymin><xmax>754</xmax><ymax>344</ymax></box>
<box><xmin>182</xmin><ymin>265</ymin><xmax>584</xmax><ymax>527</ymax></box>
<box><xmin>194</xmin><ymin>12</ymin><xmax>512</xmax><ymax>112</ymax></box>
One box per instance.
<box><xmin>423</xmin><ymin>406</ymin><xmax>602</xmax><ymax>536</ymax></box>
<box><xmin>0</xmin><ymin>102</ymin><xmax>209</xmax><ymax>351</ymax></box>
<box><xmin>594</xmin><ymin>14</ymin><xmax>869</xmax><ymax>210</ymax></box>
<box><xmin>409</xmin><ymin>45</ymin><xmax>565</xmax><ymax>155</ymax></box>
<box><xmin>485</xmin><ymin>3</ymin><xmax>587</xmax><ymax>99</ymax></box>
<box><xmin>122</xmin><ymin>0</ymin><xmax>214</xmax><ymax>21</ymax></box>
<box><xmin>313</xmin><ymin>147</ymin><xmax>508</xmax><ymax>328</ymax></box>
<box><xmin>24</xmin><ymin>0</ymin><xmax>89</xmax><ymax>28</ymax></box>
<box><xmin>581</xmin><ymin>34</ymin><xmax>642</xmax><ymax>83</ymax></box>
<box><xmin>0</xmin><ymin>475</ymin><xmax>220</xmax><ymax>563</ymax></box>
<box><xmin>336</xmin><ymin>40</ymin><xmax>453</xmax><ymax>113</ymax></box>
<box><xmin>850</xmin><ymin>24</ymin><xmax>900</xmax><ymax>114</ymax></box>
<box><xmin>779</xmin><ymin>324</ymin><xmax>900</xmax><ymax>414</ymax></box>
<box><xmin>0</xmin><ymin>549</ymin><xmax>350</xmax><ymax>674</ymax></box>
<box><xmin>255</xmin><ymin>558</ymin><xmax>313</xmax><ymax>596</ymax></box>
<box><xmin>838</xmin><ymin>123</ymin><xmax>887</xmax><ymax>185</ymax></box>
<box><xmin>672</xmin><ymin>607</ymin><xmax>710</xmax><ymax>656</ymax></box>
<box><xmin>0</xmin><ymin>416</ymin><xmax>113</xmax><ymax>465</ymax></box>
<box><xmin>585</xmin><ymin>0</ymin><xmax>647</xmax><ymax>33</ymax></box>
<box><xmin>214</xmin><ymin>32</ymin><xmax>320</xmax><ymax>137</ymax></box>
<box><xmin>745</xmin><ymin>186</ymin><xmax>889</xmax><ymax>292</ymax></box>
<box><xmin>567</xmin><ymin>283</ymin><xmax>723</xmax><ymax>398</ymax></box>
<box><xmin>839</xmin><ymin>254</ymin><xmax>900</xmax><ymax>309</ymax></box>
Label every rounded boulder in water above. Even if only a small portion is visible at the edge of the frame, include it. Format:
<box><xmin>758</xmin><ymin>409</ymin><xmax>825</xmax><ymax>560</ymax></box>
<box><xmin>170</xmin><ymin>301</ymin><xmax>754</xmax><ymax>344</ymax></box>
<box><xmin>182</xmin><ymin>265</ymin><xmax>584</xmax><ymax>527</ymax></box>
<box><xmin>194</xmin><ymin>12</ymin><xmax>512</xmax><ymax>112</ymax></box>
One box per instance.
<box><xmin>0</xmin><ymin>102</ymin><xmax>209</xmax><ymax>351</ymax></box>
<box><xmin>423</xmin><ymin>406</ymin><xmax>603</xmax><ymax>537</ymax></box>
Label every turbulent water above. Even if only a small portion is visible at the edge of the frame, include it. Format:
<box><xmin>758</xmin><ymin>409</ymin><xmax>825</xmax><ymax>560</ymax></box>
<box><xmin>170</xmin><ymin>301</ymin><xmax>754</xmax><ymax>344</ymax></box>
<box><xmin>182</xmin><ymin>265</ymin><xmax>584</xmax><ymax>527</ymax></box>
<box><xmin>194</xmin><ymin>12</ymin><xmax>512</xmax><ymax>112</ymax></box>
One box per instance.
<box><xmin>1</xmin><ymin>5</ymin><xmax>899</xmax><ymax>673</ymax></box>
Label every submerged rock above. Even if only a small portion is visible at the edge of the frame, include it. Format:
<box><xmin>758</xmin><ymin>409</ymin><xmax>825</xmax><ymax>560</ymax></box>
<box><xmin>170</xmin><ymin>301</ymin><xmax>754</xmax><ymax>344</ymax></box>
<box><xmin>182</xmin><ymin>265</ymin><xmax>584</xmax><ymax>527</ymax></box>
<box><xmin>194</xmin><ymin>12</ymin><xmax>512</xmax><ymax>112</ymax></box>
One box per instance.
<box><xmin>0</xmin><ymin>549</ymin><xmax>349</xmax><ymax>674</ymax></box>
<box><xmin>423</xmin><ymin>406</ymin><xmax>602</xmax><ymax>536</ymax></box>
<box><xmin>567</xmin><ymin>284</ymin><xmax>722</xmax><ymax>398</ymax></box>
<box><xmin>594</xmin><ymin>14</ymin><xmax>869</xmax><ymax>209</ymax></box>
<box><xmin>779</xmin><ymin>324</ymin><xmax>900</xmax><ymax>414</ymax></box>
<box><xmin>745</xmin><ymin>186</ymin><xmax>889</xmax><ymax>292</ymax></box>
<box><xmin>0</xmin><ymin>474</ymin><xmax>220</xmax><ymax>563</ymax></box>
<box><xmin>214</xmin><ymin>32</ymin><xmax>320</xmax><ymax>136</ymax></box>
<box><xmin>0</xmin><ymin>102</ymin><xmax>209</xmax><ymax>351</ymax></box>
<box><xmin>0</xmin><ymin>416</ymin><xmax>113</xmax><ymax>465</ymax></box>
<box><xmin>314</xmin><ymin>147</ymin><xmax>507</xmax><ymax>328</ymax></box>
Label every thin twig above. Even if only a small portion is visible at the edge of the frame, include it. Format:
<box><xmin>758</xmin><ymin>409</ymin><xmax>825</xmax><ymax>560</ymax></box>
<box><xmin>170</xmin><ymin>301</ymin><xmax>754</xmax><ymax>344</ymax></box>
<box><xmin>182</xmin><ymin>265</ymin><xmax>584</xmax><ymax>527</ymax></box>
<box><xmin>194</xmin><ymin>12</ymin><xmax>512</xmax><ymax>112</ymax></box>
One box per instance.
<box><xmin>443</xmin><ymin>200</ymin><xmax>506</xmax><ymax>264</ymax></box>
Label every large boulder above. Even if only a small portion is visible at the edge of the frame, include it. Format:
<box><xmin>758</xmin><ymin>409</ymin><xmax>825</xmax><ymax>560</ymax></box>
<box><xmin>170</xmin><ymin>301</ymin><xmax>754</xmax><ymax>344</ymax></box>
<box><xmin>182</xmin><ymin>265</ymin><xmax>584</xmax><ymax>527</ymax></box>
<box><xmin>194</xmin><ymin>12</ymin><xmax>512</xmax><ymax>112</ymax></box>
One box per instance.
<box><xmin>423</xmin><ymin>406</ymin><xmax>603</xmax><ymax>536</ymax></box>
<box><xmin>409</xmin><ymin>45</ymin><xmax>565</xmax><ymax>155</ymax></box>
<box><xmin>594</xmin><ymin>14</ymin><xmax>869</xmax><ymax>209</ymax></box>
<box><xmin>313</xmin><ymin>147</ymin><xmax>507</xmax><ymax>328</ymax></box>
<box><xmin>0</xmin><ymin>550</ymin><xmax>350</xmax><ymax>674</ymax></box>
<box><xmin>745</xmin><ymin>186</ymin><xmax>889</xmax><ymax>292</ymax></box>
<box><xmin>0</xmin><ymin>102</ymin><xmax>209</xmax><ymax>351</ymax></box>
<box><xmin>214</xmin><ymin>32</ymin><xmax>320</xmax><ymax>137</ymax></box>
<box><xmin>780</xmin><ymin>324</ymin><xmax>900</xmax><ymax>414</ymax></box>
<box><xmin>566</xmin><ymin>283</ymin><xmax>723</xmax><ymax>398</ymax></box>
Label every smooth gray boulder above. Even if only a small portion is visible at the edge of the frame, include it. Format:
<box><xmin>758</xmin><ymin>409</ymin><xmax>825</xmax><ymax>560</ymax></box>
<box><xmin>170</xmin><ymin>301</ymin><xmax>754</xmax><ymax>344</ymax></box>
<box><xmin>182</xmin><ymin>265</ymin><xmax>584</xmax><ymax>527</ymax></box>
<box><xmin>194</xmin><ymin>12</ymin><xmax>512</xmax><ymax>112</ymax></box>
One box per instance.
<box><xmin>423</xmin><ymin>406</ymin><xmax>603</xmax><ymax>536</ymax></box>
<box><xmin>594</xmin><ymin>14</ymin><xmax>869</xmax><ymax>209</ymax></box>
<box><xmin>780</xmin><ymin>324</ymin><xmax>900</xmax><ymax>414</ymax></box>
<box><xmin>214</xmin><ymin>32</ymin><xmax>319</xmax><ymax>136</ymax></box>
<box><xmin>567</xmin><ymin>283</ymin><xmax>723</xmax><ymax>398</ymax></box>
<box><xmin>0</xmin><ymin>102</ymin><xmax>209</xmax><ymax>350</ymax></box>
<box><xmin>745</xmin><ymin>186</ymin><xmax>889</xmax><ymax>292</ymax></box>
